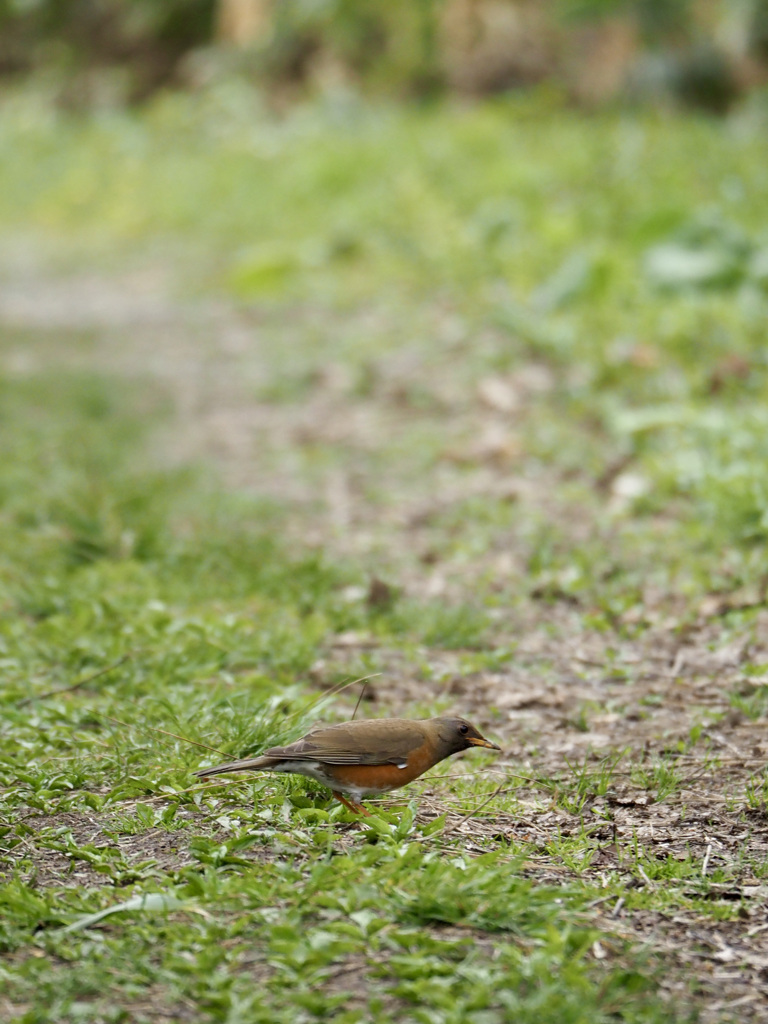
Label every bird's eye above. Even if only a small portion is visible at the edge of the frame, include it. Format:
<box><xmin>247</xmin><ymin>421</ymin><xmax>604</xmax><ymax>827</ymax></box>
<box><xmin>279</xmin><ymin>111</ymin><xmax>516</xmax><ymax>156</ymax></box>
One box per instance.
<box><xmin>459</xmin><ymin>724</ymin><xmax>469</xmax><ymax>735</ymax></box>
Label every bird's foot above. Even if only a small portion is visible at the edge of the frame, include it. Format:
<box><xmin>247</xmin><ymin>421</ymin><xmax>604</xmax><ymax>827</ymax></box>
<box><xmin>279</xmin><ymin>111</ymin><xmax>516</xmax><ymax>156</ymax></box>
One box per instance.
<box><xmin>332</xmin><ymin>791</ymin><xmax>372</xmax><ymax>817</ymax></box>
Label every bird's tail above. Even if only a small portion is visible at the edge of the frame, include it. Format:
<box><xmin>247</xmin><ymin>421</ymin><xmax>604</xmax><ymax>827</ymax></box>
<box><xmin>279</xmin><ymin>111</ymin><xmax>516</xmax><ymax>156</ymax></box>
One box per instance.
<box><xmin>195</xmin><ymin>756</ymin><xmax>275</xmax><ymax>779</ymax></box>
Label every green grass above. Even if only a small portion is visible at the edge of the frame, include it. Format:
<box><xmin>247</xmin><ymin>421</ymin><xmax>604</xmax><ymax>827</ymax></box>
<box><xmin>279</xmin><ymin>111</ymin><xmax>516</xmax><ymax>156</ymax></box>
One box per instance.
<box><xmin>0</xmin><ymin>361</ymin><xmax>682</xmax><ymax>1023</ymax></box>
<box><xmin>2</xmin><ymin>83</ymin><xmax>760</xmax><ymax>603</ymax></box>
<box><xmin>0</xmin><ymin>360</ymin><xmax>676</xmax><ymax>1023</ymax></box>
<box><xmin>3</xmin><ymin>81</ymin><xmax>768</xmax><ymax>1021</ymax></box>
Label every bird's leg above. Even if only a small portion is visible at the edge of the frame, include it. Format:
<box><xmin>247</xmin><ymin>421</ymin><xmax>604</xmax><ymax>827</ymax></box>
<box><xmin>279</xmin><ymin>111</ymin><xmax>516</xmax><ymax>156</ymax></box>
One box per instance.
<box><xmin>332</xmin><ymin>791</ymin><xmax>371</xmax><ymax>817</ymax></box>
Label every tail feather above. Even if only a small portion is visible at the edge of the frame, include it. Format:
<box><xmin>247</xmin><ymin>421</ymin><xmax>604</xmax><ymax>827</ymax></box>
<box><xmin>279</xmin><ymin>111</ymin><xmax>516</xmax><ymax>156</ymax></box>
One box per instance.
<box><xmin>195</xmin><ymin>756</ymin><xmax>275</xmax><ymax>779</ymax></box>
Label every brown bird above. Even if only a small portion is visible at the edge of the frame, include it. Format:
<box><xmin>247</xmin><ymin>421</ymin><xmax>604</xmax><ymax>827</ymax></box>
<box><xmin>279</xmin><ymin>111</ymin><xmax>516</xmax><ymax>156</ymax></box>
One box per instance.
<box><xmin>195</xmin><ymin>716</ymin><xmax>501</xmax><ymax>816</ymax></box>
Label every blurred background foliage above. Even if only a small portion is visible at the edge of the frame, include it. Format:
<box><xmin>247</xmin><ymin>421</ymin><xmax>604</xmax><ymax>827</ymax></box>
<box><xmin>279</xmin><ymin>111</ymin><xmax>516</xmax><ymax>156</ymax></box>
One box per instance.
<box><xmin>1</xmin><ymin>0</ymin><xmax>767</xmax><ymax>109</ymax></box>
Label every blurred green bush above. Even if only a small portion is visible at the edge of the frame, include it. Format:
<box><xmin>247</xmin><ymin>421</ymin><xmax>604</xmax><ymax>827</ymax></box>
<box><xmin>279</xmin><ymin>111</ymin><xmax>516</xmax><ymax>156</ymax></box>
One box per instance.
<box><xmin>0</xmin><ymin>0</ymin><xmax>215</xmax><ymax>98</ymax></box>
<box><xmin>1</xmin><ymin>0</ymin><xmax>767</xmax><ymax>107</ymax></box>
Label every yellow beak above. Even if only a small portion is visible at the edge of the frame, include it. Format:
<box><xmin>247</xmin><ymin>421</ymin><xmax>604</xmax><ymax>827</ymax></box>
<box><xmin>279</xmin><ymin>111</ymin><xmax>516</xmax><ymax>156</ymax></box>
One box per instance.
<box><xmin>468</xmin><ymin>736</ymin><xmax>501</xmax><ymax>750</ymax></box>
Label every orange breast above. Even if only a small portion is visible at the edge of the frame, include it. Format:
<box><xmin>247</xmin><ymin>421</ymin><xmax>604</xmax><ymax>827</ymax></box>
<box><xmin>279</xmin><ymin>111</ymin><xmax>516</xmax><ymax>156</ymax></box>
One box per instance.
<box><xmin>325</xmin><ymin>743</ymin><xmax>435</xmax><ymax>794</ymax></box>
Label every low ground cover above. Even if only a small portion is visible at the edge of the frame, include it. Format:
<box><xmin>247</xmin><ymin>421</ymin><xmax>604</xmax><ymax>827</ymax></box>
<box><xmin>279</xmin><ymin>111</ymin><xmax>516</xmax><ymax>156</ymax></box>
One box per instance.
<box><xmin>2</xmin><ymin>87</ymin><xmax>768</xmax><ymax>1021</ymax></box>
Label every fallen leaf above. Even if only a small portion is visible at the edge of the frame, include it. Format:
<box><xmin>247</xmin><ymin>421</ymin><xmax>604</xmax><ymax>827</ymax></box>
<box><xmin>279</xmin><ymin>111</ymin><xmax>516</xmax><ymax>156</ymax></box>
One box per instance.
<box><xmin>477</xmin><ymin>376</ymin><xmax>518</xmax><ymax>414</ymax></box>
<box><xmin>61</xmin><ymin>893</ymin><xmax>191</xmax><ymax>934</ymax></box>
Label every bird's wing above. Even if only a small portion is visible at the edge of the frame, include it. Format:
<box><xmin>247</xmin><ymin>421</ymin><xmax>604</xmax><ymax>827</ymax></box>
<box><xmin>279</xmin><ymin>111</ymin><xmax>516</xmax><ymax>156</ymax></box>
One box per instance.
<box><xmin>263</xmin><ymin>719</ymin><xmax>428</xmax><ymax>766</ymax></box>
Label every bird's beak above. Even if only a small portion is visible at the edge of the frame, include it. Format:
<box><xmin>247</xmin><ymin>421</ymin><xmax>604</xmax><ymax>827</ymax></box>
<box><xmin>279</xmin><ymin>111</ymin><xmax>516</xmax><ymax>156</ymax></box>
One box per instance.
<box><xmin>469</xmin><ymin>736</ymin><xmax>501</xmax><ymax>750</ymax></box>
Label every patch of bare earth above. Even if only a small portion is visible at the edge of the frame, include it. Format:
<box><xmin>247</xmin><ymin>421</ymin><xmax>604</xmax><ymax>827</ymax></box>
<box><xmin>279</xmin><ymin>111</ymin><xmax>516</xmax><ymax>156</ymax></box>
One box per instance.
<box><xmin>3</xmin><ymin>810</ymin><xmax>203</xmax><ymax>888</ymax></box>
<box><xmin>1</xmin><ymin>987</ymin><xmax>199</xmax><ymax>1024</ymax></box>
<box><xmin>3</xmin><ymin>266</ymin><xmax>768</xmax><ymax>1019</ymax></box>
<box><xmin>364</xmin><ymin>621</ymin><xmax>768</xmax><ymax>1024</ymax></box>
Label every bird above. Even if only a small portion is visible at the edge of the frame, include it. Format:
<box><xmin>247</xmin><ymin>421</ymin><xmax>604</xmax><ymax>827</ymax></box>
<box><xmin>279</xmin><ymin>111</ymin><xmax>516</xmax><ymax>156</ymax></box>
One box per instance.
<box><xmin>195</xmin><ymin>716</ymin><xmax>501</xmax><ymax>816</ymax></box>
